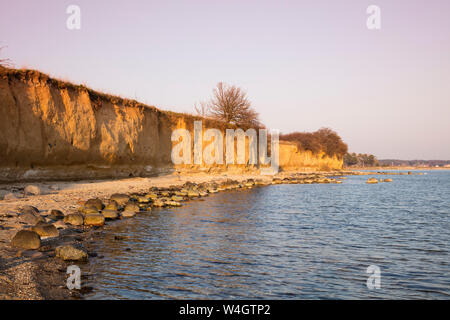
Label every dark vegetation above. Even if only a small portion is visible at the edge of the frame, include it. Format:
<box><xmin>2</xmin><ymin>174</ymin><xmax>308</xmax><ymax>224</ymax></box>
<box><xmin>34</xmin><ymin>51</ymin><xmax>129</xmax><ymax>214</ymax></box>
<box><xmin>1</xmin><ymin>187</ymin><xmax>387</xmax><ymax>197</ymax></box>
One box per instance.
<box><xmin>281</xmin><ymin>128</ymin><xmax>348</xmax><ymax>159</ymax></box>
<box><xmin>344</xmin><ymin>154</ymin><xmax>450</xmax><ymax>167</ymax></box>
<box><xmin>344</xmin><ymin>153</ymin><xmax>379</xmax><ymax>167</ymax></box>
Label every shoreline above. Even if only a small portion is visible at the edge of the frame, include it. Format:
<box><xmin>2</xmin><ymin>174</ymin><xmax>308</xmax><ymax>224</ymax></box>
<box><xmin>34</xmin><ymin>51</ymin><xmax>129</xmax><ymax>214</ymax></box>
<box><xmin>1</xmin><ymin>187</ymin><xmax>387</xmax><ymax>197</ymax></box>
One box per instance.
<box><xmin>0</xmin><ymin>169</ymin><xmax>414</xmax><ymax>300</ymax></box>
<box><xmin>346</xmin><ymin>166</ymin><xmax>450</xmax><ymax>171</ymax></box>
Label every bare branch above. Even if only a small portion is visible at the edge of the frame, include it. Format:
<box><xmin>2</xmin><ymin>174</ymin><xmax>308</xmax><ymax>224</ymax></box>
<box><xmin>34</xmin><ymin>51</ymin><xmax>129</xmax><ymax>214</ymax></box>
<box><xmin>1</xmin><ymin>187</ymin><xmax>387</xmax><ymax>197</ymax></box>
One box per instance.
<box><xmin>208</xmin><ymin>82</ymin><xmax>262</xmax><ymax>128</ymax></box>
<box><xmin>194</xmin><ymin>101</ymin><xmax>210</xmax><ymax>117</ymax></box>
<box><xmin>0</xmin><ymin>46</ymin><xmax>12</xmax><ymax>68</ymax></box>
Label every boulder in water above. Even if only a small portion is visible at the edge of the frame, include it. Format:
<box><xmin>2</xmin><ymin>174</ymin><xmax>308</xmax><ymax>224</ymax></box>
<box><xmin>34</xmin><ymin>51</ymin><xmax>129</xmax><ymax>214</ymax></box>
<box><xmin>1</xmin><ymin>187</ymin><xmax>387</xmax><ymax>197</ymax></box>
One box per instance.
<box><xmin>165</xmin><ymin>200</ymin><xmax>181</xmax><ymax>207</ymax></box>
<box><xmin>55</xmin><ymin>245</ymin><xmax>88</xmax><ymax>261</ymax></box>
<box><xmin>84</xmin><ymin>213</ymin><xmax>105</xmax><ymax>226</ymax></box>
<box><xmin>121</xmin><ymin>211</ymin><xmax>136</xmax><ymax>218</ymax></box>
<box><xmin>124</xmin><ymin>203</ymin><xmax>140</xmax><ymax>213</ymax></box>
<box><xmin>171</xmin><ymin>195</ymin><xmax>184</xmax><ymax>202</ymax></box>
<box><xmin>101</xmin><ymin>209</ymin><xmax>119</xmax><ymax>220</ymax></box>
<box><xmin>187</xmin><ymin>191</ymin><xmax>200</xmax><ymax>198</ymax></box>
<box><xmin>152</xmin><ymin>200</ymin><xmax>165</xmax><ymax>207</ymax></box>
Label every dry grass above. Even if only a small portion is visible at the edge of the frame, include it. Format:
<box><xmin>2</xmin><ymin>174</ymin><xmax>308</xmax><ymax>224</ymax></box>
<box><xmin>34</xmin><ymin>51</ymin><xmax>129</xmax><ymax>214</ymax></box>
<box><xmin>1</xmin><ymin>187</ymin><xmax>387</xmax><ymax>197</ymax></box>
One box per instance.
<box><xmin>0</xmin><ymin>67</ymin><xmax>283</xmax><ymax>135</ymax></box>
<box><xmin>0</xmin><ymin>67</ymin><xmax>159</xmax><ymax>112</ymax></box>
<box><xmin>0</xmin><ymin>67</ymin><xmax>242</xmax><ymax>131</ymax></box>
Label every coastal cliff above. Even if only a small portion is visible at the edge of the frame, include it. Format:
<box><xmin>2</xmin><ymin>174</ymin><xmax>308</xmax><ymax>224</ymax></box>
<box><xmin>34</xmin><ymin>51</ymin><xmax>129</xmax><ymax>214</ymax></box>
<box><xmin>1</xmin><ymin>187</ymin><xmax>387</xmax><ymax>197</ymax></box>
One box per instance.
<box><xmin>0</xmin><ymin>68</ymin><xmax>342</xmax><ymax>181</ymax></box>
<box><xmin>279</xmin><ymin>141</ymin><xmax>343</xmax><ymax>171</ymax></box>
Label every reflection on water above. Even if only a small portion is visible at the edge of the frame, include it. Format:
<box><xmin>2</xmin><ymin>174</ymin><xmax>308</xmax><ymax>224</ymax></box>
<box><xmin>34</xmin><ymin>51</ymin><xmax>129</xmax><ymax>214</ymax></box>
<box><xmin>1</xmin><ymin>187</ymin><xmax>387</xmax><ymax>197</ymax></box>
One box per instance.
<box><xmin>85</xmin><ymin>171</ymin><xmax>450</xmax><ymax>299</ymax></box>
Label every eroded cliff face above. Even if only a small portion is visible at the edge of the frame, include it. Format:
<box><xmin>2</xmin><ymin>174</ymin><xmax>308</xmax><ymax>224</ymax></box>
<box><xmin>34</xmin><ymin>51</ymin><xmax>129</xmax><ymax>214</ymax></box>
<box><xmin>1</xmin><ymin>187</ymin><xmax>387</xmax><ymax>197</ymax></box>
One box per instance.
<box><xmin>279</xmin><ymin>142</ymin><xmax>343</xmax><ymax>171</ymax></box>
<box><xmin>0</xmin><ymin>68</ymin><xmax>342</xmax><ymax>182</ymax></box>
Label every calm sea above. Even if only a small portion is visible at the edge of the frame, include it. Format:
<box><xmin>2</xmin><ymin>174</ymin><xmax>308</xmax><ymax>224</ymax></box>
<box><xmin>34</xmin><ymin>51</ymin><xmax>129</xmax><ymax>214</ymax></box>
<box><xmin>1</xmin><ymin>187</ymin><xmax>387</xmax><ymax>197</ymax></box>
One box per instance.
<box><xmin>85</xmin><ymin>170</ymin><xmax>450</xmax><ymax>299</ymax></box>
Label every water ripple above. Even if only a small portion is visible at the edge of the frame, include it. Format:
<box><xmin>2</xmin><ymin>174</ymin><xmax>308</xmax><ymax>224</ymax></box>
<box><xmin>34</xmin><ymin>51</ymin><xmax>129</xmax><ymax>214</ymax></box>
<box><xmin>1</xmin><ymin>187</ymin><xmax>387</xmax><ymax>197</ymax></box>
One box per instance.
<box><xmin>85</xmin><ymin>171</ymin><xmax>450</xmax><ymax>299</ymax></box>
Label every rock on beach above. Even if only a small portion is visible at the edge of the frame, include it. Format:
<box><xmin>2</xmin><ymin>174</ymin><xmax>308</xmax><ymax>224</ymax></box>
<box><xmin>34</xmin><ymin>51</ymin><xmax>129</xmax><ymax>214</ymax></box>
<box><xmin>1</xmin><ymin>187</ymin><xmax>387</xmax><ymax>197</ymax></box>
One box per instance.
<box><xmin>24</xmin><ymin>185</ymin><xmax>41</xmax><ymax>195</ymax></box>
<box><xmin>63</xmin><ymin>213</ymin><xmax>84</xmax><ymax>226</ymax></box>
<box><xmin>84</xmin><ymin>213</ymin><xmax>105</xmax><ymax>226</ymax></box>
<box><xmin>31</xmin><ymin>223</ymin><xmax>59</xmax><ymax>238</ymax></box>
<box><xmin>11</xmin><ymin>230</ymin><xmax>41</xmax><ymax>250</ymax></box>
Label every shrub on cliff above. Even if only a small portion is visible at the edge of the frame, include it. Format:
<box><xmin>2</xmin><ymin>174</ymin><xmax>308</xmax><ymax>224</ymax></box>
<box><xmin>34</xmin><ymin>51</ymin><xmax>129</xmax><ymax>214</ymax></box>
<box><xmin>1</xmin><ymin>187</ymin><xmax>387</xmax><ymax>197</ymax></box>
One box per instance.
<box><xmin>281</xmin><ymin>128</ymin><xmax>348</xmax><ymax>159</ymax></box>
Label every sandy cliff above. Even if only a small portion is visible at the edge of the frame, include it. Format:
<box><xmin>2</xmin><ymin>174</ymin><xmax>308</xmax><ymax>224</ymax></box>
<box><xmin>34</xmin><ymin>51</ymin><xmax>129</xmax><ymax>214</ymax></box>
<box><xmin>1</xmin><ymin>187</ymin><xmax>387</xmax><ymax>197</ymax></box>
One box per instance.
<box><xmin>0</xmin><ymin>68</ymin><xmax>342</xmax><ymax>181</ymax></box>
<box><xmin>279</xmin><ymin>141</ymin><xmax>343</xmax><ymax>171</ymax></box>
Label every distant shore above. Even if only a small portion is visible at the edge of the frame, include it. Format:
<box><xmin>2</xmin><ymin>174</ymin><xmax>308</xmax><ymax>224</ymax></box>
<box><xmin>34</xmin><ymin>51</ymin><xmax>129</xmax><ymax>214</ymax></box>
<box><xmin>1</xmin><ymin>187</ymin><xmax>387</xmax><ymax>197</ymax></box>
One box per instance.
<box><xmin>347</xmin><ymin>166</ymin><xmax>450</xmax><ymax>171</ymax></box>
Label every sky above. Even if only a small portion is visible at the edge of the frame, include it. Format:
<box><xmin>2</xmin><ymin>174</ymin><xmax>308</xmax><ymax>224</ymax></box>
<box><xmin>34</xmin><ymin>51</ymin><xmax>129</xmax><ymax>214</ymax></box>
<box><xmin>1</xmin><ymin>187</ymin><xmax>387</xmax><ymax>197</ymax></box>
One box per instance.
<box><xmin>1</xmin><ymin>0</ymin><xmax>449</xmax><ymax>160</ymax></box>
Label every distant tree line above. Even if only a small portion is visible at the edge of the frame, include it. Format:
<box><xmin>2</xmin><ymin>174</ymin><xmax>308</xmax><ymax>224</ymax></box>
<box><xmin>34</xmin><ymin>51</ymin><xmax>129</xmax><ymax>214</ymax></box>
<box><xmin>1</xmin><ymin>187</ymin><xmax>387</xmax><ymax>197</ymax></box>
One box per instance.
<box><xmin>378</xmin><ymin>159</ymin><xmax>450</xmax><ymax>167</ymax></box>
<box><xmin>280</xmin><ymin>128</ymin><xmax>348</xmax><ymax>159</ymax></box>
<box><xmin>344</xmin><ymin>153</ymin><xmax>379</xmax><ymax>167</ymax></box>
<box><xmin>345</xmin><ymin>156</ymin><xmax>450</xmax><ymax>167</ymax></box>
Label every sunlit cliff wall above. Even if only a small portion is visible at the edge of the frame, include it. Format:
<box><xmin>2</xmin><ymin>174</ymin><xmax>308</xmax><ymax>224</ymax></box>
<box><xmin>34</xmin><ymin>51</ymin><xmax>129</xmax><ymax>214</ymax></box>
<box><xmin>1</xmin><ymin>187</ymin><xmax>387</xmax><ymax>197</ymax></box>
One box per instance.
<box><xmin>279</xmin><ymin>141</ymin><xmax>343</xmax><ymax>172</ymax></box>
<box><xmin>0</xmin><ymin>68</ymin><xmax>342</xmax><ymax>182</ymax></box>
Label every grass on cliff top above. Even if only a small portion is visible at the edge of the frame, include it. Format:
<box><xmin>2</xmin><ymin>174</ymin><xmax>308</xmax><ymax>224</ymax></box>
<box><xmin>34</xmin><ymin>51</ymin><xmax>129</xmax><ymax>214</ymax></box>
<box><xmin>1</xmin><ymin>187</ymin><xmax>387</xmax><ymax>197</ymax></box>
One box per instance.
<box><xmin>1</xmin><ymin>67</ymin><xmax>248</xmax><ymax>130</ymax></box>
<box><xmin>0</xmin><ymin>66</ymin><xmax>217</xmax><ymax>124</ymax></box>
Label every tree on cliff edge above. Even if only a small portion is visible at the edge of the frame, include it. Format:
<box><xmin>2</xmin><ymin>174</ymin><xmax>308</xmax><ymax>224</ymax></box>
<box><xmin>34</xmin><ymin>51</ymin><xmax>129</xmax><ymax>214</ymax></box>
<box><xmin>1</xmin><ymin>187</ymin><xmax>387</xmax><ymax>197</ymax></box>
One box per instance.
<box><xmin>0</xmin><ymin>46</ymin><xmax>12</xmax><ymax>67</ymax></box>
<box><xmin>208</xmin><ymin>82</ymin><xmax>262</xmax><ymax>128</ymax></box>
<box><xmin>194</xmin><ymin>101</ymin><xmax>210</xmax><ymax>118</ymax></box>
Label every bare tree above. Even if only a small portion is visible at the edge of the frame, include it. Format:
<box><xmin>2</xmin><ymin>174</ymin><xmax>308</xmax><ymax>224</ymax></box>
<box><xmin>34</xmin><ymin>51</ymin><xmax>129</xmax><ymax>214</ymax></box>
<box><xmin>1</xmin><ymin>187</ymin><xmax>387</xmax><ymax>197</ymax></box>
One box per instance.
<box><xmin>0</xmin><ymin>46</ymin><xmax>12</xmax><ymax>67</ymax></box>
<box><xmin>208</xmin><ymin>82</ymin><xmax>262</xmax><ymax>127</ymax></box>
<box><xmin>194</xmin><ymin>101</ymin><xmax>210</xmax><ymax>117</ymax></box>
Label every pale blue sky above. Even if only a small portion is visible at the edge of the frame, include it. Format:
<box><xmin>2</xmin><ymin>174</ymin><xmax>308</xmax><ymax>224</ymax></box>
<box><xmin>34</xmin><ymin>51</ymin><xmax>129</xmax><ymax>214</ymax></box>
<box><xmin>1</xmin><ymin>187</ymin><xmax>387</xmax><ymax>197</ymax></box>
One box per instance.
<box><xmin>1</xmin><ymin>0</ymin><xmax>449</xmax><ymax>159</ymax></box>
